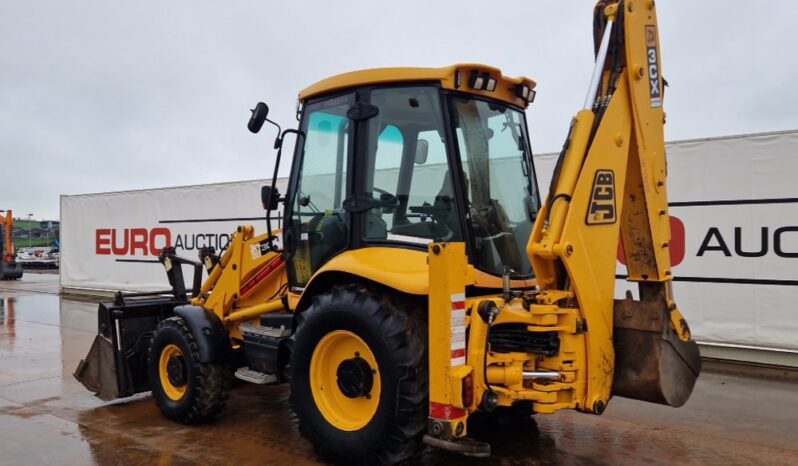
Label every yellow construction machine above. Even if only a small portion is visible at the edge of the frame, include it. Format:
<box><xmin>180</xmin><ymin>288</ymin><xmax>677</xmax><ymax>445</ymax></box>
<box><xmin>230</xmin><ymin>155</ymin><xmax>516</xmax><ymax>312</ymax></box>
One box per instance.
<box><xmin>76</xmin><ymin>1</ymin><xmax>701</xmax><ymax>463</ymax></box>
<box><xmin>0</xmin><ymin>211</ymin><xmax>24</xmax><ymax>280</ymax></box>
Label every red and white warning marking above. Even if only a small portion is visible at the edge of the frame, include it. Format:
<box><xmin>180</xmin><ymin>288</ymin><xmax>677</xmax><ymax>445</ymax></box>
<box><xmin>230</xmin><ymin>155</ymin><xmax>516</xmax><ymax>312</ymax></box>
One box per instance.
<box><xmin>451</xmin><ymin>293</ymin><xmax>466</xmax><ymax>366</ymax></box>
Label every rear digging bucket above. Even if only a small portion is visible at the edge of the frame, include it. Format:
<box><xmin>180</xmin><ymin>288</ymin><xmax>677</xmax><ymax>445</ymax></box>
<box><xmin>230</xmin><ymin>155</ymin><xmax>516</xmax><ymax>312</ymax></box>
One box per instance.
<box><xmin>612</xmin><ymin>295</ymin><xmax>701</xmax><ymax>407</ymax></box>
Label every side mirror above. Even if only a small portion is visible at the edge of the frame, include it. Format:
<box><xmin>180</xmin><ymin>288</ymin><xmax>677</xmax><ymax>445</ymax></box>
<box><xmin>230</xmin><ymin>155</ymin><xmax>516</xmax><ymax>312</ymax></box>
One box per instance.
<box><xmin>261</xmin><ymin>185</ymin><xmax>281</xmax><ymax>210</ymax></box>
<box><xmin>248</xmin><ymin>102</ymin><xmax>269</xmax><ymax>134</ymax></box>
<box><xmin>415</xmin><ymin>139</ymin><xmax>429</xmax><ymax>164</ymax></box>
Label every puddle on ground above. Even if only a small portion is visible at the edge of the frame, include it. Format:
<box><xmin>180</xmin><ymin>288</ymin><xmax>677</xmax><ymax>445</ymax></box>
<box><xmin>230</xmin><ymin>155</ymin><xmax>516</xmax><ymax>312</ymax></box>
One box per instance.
<box><xmin>2</xmin><ymin>286</ymin><xmax>798</xmax><ymax>465</ymax></box>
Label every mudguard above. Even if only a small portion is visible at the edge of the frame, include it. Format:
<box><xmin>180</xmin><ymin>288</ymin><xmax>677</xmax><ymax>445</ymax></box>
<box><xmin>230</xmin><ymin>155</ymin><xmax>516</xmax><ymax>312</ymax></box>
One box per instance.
<box><xmin>173</xmin><ymin>305</ymin><xmax>233</xmax><ymax>364</ymax></box>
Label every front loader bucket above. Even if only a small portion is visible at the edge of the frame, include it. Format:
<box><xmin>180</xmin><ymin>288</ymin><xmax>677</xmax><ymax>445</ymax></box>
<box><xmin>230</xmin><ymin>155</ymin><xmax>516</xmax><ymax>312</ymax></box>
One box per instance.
<box><xmin>74</xmin><ymin>295</ymin><xmax>183</xmax><ymax>401</ymax></box>
<box><xmin>74</xmin><ymin>334</ymin><xmax>120</xmax><ymax>401</ymax></box>
<box><xmin>612</xmin><ymin>294</ymin><xmax>701</xmax><ymax>407</ymax></box>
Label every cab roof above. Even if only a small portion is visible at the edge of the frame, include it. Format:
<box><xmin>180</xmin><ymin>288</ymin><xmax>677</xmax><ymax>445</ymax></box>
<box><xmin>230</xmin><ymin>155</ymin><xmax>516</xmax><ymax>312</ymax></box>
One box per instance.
<box><xmin>298</xmin><ymin>64</ymin><xmax>537</xmax><ymax>108</ymax></box>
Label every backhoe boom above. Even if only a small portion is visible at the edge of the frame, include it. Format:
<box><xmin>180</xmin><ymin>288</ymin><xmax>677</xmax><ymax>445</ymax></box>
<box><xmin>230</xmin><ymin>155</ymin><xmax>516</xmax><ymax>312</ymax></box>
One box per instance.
<box><xmin>527</xmin><ymin>0</ymin><xmax>700</xmax><ymax>409</ymax></box>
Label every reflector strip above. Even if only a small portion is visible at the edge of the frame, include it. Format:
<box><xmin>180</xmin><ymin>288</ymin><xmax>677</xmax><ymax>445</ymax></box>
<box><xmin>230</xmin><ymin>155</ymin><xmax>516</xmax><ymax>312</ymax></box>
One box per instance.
<box><xmin>430</xmin><ymin>401</ymin><xmax>467</xmax><ymax>420</ymax></box>
<box><xmin>239</xmin><ymin>255</ymin><xmax>284</xmax><ymax>297</ymax></box>
<box><xmin>451</xmin><ymin>293</ymin><xmax>466</xmax><ymax>366</ymax></box>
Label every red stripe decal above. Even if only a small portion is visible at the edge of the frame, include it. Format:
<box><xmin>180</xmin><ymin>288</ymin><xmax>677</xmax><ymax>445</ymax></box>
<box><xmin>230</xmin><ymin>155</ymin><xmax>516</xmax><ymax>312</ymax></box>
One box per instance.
<box><xmin>240</xmin><ymin>255</ymin><xmax>284</xmax><ymax>296</ymax></box>
<box><xmin>451</xmin><ymin>348</ymin><xmax>466</xmax><ymax>359</ymax></box>
<box><xmin>451</xmin><ymin>301</ymin><xmax>465</xmax><ymax>310</ymax></box>
<box><xmin>429</xmin><ymin>401</ymin><xmax>467</xmax><ymax>420</ymax></box>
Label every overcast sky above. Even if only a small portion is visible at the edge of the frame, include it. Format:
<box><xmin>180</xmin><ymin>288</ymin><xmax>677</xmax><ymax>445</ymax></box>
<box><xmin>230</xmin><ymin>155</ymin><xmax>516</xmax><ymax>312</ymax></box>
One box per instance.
<box><xmin>2</xmin><ymin>0</ymin><xmax>797</xmax><ymax>220</ymax></box>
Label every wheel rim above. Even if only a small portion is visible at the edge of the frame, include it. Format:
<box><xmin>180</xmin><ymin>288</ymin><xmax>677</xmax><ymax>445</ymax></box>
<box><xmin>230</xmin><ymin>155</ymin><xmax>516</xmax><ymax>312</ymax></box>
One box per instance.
<box><xmin>159</xmin><ymin>343</ymin><xmax>187</xmax><ymax>401</ymax></box>
<box><xmin>310</xmin><ymin>330</ymin><xmax>381</xmax><ymax>431</ymax></box>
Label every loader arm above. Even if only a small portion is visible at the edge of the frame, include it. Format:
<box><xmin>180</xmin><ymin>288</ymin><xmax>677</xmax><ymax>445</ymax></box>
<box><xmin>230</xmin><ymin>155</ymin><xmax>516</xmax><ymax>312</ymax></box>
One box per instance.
<box><xmin>526</xmin><ymin>0</ymin><xmax>700</xmax><ymax>409</ymax></box>
<box><xmin>75</xmin><ymin>224</ymin><xmax>289</xmax><ymax>400</ymax></box>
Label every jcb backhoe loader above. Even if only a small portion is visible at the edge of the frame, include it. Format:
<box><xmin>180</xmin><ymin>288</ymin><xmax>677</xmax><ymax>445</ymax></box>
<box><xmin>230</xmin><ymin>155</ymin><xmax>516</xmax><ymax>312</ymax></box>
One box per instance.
<box><xmin>75</xmin><ymin>1</ymin><xmax>701</xmax><ymax>463</ymax></box>
<box><xmin>0</xmin><ymin>211</ymin><xmax>24</xmax><ymax>280</ymax></box>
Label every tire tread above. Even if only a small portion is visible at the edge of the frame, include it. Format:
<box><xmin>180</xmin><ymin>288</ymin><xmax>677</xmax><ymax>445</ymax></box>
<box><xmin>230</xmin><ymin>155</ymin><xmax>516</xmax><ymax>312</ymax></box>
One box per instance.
<box><xmin>289</xmin><ymin>284</ymin><xmax>428</xmax><ymax>465</ymax></box>
<box><xmin>149</xmin><ymin>316</ymin><xmax>231</xmax><ymax>424</ymax></box>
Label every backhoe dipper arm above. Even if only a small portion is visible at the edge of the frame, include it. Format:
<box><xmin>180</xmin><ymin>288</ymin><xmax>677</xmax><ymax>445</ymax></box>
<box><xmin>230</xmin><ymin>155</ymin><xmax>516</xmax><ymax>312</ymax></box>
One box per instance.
<box><xmin>527</xmin><ymin>0</ymin><xmax>700</xmax><ymax>410</ymax></box>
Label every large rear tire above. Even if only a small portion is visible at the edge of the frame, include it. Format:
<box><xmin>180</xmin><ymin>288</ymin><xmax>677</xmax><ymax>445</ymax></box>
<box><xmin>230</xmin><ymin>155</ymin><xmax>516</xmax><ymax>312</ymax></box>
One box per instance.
<box><xmin>289</xmin><ymin>285</ymin><xmax>427</xmax><ymax>465</ymax></box>
<box><xmin>148</xmin><ymin>317</ymin><xmax>231</xmax><ymax>424</ymax></box>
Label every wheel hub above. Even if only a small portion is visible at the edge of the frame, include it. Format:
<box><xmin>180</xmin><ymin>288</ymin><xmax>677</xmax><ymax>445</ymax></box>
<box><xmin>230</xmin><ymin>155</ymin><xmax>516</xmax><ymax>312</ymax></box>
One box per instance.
<box><xmin>336</xmin><ymin>356</ymin><xmax>374</xmax><ymax>398</ymax></box>
<box><xmin>309</xmin><ymin>330</ymin><xmax>382</xmax><ymax>431</ymax></box>
<box><xmin>159</xmin><ymin>343</ymin><xmax>188</xmax><ymax>401</ymax></box>
<box><xmin>166</xmin><ymin>355</ymin><xmax>187</xmax><ymax>386</ymax></box>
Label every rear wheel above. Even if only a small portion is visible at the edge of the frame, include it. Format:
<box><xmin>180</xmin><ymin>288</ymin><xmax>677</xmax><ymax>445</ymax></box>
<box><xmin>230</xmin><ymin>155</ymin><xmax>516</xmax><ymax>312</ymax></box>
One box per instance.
<box><xmin>289</xmin><ymin>285</ymin><xmax>427</xmax><ymax>465</ymax></box>
<box><xmin>148</xmin><ymin>317</ymin><xmax>230</xmax><ymax>424</ymax></box>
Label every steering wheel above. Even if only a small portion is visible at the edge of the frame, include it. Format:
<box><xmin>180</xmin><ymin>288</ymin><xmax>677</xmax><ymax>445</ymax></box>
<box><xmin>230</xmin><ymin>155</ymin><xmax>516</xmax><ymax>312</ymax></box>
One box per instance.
<box><xmin>372</xmin><ymin>187</ymin><xmax>399</xmax><ymax>209</ymax></box>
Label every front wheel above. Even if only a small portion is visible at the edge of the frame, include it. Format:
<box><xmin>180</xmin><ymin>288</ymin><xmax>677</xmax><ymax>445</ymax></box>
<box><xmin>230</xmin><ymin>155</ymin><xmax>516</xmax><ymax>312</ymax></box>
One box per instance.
<box><xmin>148</xmin><ymin>317</ymin><xmax>230</xmax><ymax>424</ymax></box>
<box><xmin>289</xmin><ymin>285</ymin><xmax>427</xmax><ymax>465</ymax></box>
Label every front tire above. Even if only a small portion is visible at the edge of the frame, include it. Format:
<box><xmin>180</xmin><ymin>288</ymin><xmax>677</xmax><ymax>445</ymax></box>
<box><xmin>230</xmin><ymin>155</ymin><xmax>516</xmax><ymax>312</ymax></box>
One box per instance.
<box><xmin>148</xmin><ymin>317</ymin><xmax>230</xmax><ymax>424</ymax></box>
<box><xmin>289</xmin><ymin>285</ymin><xmax>427</xmax><ymax>465</ymax></box>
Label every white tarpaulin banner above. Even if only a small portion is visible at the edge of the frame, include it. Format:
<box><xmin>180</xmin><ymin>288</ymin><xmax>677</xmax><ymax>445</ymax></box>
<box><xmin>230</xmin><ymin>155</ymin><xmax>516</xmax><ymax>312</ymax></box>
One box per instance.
<box><xmin>61</xmin><ymin>130</ymin><xmax>798</xmax><ymax>353</ymax></box>
<box><xmin>535</xmin><ymin>130</ymin><xmax>798</xmax><ymax>352</ymax></box>
<box><xmin>60</xmin><ymin>179</ymin><xmax>286</xmax><ymax>292</ymax></box>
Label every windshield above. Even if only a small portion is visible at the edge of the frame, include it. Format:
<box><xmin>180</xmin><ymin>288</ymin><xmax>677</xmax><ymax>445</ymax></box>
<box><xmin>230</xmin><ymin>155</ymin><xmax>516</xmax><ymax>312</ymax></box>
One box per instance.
<box><xmin>451</xmin><ymin>96</ymin><xmax>538</xmax><ymax>277</ymax></box>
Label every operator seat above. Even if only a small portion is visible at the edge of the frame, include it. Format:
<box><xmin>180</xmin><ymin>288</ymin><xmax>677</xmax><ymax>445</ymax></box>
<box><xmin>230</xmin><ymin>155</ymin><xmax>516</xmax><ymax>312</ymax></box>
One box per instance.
<box><xmin>434</xmin><ymin>168</ymin><xmax>466</xmax><ymax>239</ymax></box>
<box><xmin>305</xmin><ymin>211</ymin><xmax>348</xmax><ymax>272</ymax></box>
<box><xmin>388</xmin><ymin>169</ymin><xmax>464</xmax><ymax>242</ymax></box>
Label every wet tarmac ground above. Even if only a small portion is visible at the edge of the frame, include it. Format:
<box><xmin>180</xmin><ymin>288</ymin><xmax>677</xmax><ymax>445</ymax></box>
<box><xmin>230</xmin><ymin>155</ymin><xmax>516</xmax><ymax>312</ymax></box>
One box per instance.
<box><xmin>2</xmin><ymin>274</ymin><xmax>798</xmax><ymax>465</ymax></box>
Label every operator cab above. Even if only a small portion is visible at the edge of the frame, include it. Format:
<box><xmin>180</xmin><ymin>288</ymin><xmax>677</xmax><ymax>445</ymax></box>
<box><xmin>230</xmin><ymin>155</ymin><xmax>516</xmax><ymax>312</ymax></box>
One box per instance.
<box><xmin>270</xmin><ymin>65</ymin><xmax>540</xmax><ymax>288</ymax></box>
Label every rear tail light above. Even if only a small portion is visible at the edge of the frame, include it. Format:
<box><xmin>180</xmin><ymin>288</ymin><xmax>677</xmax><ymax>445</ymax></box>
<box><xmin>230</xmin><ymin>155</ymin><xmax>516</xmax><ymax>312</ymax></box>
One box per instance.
<box><xmin>462</xmin><ymin>372</ymin><xmax>474</xmax><ymax>408</ymax></box>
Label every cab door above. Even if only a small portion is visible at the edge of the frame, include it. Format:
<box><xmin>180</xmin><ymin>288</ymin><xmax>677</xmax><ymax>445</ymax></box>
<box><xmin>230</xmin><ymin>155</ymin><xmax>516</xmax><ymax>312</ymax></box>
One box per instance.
<box><xmin>284</xmin><ymin>94</ymin><xmax>354</xmax><ymax>288</ymax></box>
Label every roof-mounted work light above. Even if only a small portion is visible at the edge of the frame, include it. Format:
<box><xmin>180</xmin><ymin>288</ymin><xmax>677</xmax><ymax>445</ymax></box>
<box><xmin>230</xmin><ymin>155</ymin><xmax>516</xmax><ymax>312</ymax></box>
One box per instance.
<box><xmin>515</xmin><ymin>84</ymin><xmax>536</xmax><ymax>103</ymax></box>
<box><xmin>469</xmin><ymin>70</ymin><xmax>495</xmax><ymax>91</ymax></box>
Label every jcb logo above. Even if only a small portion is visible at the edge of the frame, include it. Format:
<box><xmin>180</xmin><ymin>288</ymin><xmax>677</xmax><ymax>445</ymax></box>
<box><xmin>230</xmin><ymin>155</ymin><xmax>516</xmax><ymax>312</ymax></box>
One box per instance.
<box><xmin>586</xmin><ymin>170</ymin><xmax>616</xmax><ymax>225</ymax></box>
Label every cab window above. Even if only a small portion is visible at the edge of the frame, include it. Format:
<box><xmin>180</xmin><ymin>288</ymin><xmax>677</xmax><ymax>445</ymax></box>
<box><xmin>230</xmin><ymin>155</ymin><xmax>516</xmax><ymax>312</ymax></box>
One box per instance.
<box><xmin>363</xmin><ymin>87</ymin><xmax>462</xmax><ymax>245</ymax></box>
<box><xmin>288</xmin><ymin>95</ymin><xmax>352</xmax><ymax>286</ymax></box>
